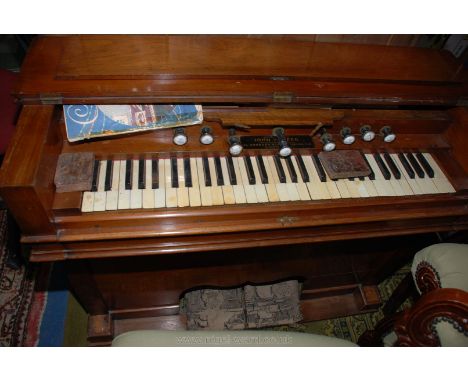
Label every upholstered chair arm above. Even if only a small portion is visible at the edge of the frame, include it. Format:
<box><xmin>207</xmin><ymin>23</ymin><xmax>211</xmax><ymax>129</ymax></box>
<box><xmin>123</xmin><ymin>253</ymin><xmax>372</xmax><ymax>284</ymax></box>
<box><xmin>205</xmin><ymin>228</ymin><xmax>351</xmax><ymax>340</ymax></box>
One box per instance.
<box><xmin>394</xmin><ymin>288</ymin><xmax>468</xmax><ymax>346</ymax></box>
<box><xmin>412</xmin><ymin>243</ymin><xmax>468</xmax><ymax>295</ymax></box>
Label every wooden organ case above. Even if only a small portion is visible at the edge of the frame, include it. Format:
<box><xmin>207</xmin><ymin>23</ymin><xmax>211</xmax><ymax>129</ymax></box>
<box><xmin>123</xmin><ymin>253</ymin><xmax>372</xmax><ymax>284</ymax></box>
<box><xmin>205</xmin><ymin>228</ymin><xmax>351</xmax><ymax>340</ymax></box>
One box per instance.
<box><xmin>0</xmin><ymin>36</ymin><xmax>467</xmax><ymax>345</ymax></box>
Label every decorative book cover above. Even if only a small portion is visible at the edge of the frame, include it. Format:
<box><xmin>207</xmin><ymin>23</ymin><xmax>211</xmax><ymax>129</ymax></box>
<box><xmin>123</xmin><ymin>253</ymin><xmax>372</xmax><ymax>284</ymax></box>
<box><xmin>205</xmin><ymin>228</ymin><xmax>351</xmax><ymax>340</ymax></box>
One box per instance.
<box><xmin>63</xmin><ymin>104</ymin><xmax>203</xmax><ymax>142</ymax></box>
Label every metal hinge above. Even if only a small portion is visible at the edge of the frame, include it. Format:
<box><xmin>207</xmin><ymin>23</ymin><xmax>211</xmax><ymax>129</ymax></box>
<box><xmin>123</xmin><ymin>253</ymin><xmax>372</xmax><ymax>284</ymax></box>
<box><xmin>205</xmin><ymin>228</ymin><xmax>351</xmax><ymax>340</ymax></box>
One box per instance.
<box><xmin>272</xmin><ymin>92</ymin><xmax>295</xmax><ymax>103</ymax></box>
<box><xmin>40</xmin><ymin>93</ymin><xmax>63</xmax><ymax>105</ymax></box>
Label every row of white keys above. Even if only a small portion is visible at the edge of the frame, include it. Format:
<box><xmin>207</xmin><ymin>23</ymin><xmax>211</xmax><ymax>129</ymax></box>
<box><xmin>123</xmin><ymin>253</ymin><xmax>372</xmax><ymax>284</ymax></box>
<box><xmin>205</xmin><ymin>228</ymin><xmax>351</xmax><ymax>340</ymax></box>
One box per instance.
<box><xmin>423</xmin><ymin>153</ymin><xmax>456</xmax><ymax>193</ymax></box>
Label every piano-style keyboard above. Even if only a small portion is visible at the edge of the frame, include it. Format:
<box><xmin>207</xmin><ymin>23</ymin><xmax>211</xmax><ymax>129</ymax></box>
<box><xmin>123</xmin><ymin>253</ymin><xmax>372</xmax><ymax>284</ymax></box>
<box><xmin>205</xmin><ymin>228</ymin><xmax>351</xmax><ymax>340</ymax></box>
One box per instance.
<box><xmin>81</xmin><ymin>151</ymin><xmax>455</xmax><ymax>212</ymax></box>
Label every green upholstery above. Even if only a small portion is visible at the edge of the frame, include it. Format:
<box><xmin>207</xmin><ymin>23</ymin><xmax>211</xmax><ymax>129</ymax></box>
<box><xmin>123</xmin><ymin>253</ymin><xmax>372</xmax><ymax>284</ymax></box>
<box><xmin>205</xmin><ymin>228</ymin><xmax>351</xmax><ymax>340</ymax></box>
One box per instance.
<box><xmin>112</xmin><ymin>330</ymin><xmax>357</xmax><ymax>347</ymax></box>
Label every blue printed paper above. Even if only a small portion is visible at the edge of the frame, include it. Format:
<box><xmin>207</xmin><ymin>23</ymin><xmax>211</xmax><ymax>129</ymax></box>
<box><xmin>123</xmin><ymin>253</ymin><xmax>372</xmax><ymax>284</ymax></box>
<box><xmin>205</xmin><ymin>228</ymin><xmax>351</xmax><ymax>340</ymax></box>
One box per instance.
<box><xmin>64</xmin><ymin>105</ymin><xmax>203</xmax><ymax>142</ymax></box>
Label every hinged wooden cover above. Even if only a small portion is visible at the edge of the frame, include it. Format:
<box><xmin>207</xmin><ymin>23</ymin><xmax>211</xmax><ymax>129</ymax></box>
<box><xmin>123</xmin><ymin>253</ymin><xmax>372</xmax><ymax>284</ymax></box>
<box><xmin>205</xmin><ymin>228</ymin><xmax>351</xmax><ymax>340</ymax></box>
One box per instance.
<box><xmin>15</xmin><ymin>35</ymin><xmax>466</xmax><ymax>106</ymax></box>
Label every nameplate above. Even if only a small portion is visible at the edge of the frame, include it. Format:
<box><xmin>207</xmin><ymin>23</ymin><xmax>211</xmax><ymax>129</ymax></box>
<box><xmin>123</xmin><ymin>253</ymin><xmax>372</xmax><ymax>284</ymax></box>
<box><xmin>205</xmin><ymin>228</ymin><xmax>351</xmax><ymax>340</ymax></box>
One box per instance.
<box><xmin>240</xmin><ymin>135</ymin><xmax>314</xmax><ymax>149</ymax></box>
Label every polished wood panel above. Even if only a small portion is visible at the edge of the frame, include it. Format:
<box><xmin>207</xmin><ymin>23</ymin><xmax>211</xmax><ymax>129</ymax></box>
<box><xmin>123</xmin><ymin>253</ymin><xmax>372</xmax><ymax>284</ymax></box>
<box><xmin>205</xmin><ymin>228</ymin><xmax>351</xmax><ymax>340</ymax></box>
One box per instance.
<box><xmin>15</xmin><ymin>36</ymin><xmax>465</xmax><ymax>106</ymax></box>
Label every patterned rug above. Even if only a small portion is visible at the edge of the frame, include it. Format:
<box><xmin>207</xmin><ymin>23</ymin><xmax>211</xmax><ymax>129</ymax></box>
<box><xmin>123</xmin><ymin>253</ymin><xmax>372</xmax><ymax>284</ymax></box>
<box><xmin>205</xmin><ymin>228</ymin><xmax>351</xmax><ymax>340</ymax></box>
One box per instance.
<box><xmin>0</xmin><ymin>209</ymin><xmax>58</xmax><ymax>346</ymax></box>
<box><xmin>270</xmin><ymin>265</ymin><xmax>413</xmax><ymax>343</ymax></box>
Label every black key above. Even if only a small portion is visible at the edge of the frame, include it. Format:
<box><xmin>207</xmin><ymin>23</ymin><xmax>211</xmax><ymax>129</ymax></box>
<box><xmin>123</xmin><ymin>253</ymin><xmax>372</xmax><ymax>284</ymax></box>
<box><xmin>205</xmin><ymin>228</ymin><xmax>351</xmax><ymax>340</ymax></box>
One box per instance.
<box><xmin>359</xmin><ymin>176</ymin><xmax>365</xmax><ymax>181</ymax></box>
<box><xmin>273</xmin><ymin>155</ymin><xmax>286</xmax><ymax>183</ymax></box>
<box><xmin>151</xmin><ymin>159</ymin><xmax>159</xmax><ymax>189</ymax></box>
<box><xmin>171</xmin><ymin>157</ymin><xmax>178</xmax><ymax>188</ymax></box>
<box><xmin>256</xmin><ymin>155</ymin><xmax>268</xmax><ymax>184</ymax></box>
<box><xmin>91</xmin><ymin>160</ymin><xmax>100</xmax><ymax>192</ymax></box>
<box><xmin>348</xmin><ymin>177</ymin><xmax>355</xmax><ymax>181</ymax></box>
<box><xmin>184</xmin><ymin>157</ymin><xmax>192</xmax><ymax>187</ymax></box>
<box><xmin>415</xmin><ymin>152</ymin><xmax>434</xmax><ymax>178</ymax></box>
<box><xmin>362</xmin><ymin>154</ymin><xmax>375</xmax><ymax>180</ymax></box>
<box><xmin>244</xmin><ymin>156</ymin><xmax>256</xmax><ymax>185</ymax></box>
<box><xmin>406</xmin><ymin>152</ymin><xmax>425</xmax><ymax>178</ymax></box>
<box><xmin>398</xmin><ymin>153</ymin><xmax>415</xmax><ymax>179</ymax></box>
<box><xmin>202</xmin><ymin>156</ymin><xmax>211</xmax><ymax>187</ymax></box>
<box><xmin>312</xmin><ymin>154</ymin><xmax>326</xmax><ymax>182</ymax></box>
<box><xmin>226</xmin><ymin>157</ymin><xmax>237</xmax><ymax>185</ymax></box>
<box><xmin>295</xmin><ymin>155</ymin><xmax>309</xmax><ymax>183</ymax></box>
<box><xmin>138</xmin><ymin>159</ymin><xmax>145</xmax><ymax>189</ymax></box>
<box><xmin>125</xmin><ymin>159</ymin><xmax>132</xmax><ymax>190</ymax></box>
<box><xmin>214</xmin><ymin>156</ymin><xmax>224</xmax><ymax>186</ymax></box>
<box><xmin>373</xmin><ymin>153</ymin><xmax>391</xmax><ymax>180</ymax></box>
<box><xmin>284</xmin><ymin>156</ymin><xmax>297</xmax><ymax>183</ymax></box>
<box><xmin>383</xmin><ymin>152</ymin><xmax>401</xmax><ymax>180</ymax></box>
<box><xmin>104</xmin><ymin>160</ymin><xmax>113</xmax><ymax>191</ymax></box>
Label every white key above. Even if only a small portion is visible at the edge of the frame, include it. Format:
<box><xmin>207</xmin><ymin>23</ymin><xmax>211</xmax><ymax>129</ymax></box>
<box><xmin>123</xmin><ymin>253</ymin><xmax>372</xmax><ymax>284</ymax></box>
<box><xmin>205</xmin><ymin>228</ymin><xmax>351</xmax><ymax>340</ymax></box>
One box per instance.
<box><xmin>281</xmin><ymin>157</ymin><xmax>300</xmax><ymax>201</ymax></box>
<box><xmin>379</xmin><ymin>154</ymin><xmax>405</xmax><ymax>196</ymax></box>
<box><xmin>118</xmin><ymin>160</ymin><xmax>130</xmax><ymax>209</ymax></box>
<box><xmin>353</xmin><ymin>178</ymin><xmax>369</xmax><ymax>198</ymax></box>
<box><xmin>188</xmin><ymin>157</ymin><xmax>202</xmax><ymax>207</ymax></box>
<box><xmin>261</xmin><ymin>156</ymin><xmax>280</xmax><ymax>203</ymax></box>
<box><xmin>236</xmin><ymin>157</ymin><xmax>257</xmax><ymax>204</ymax></box>
<box><xmin>130</xmin><ymin>160</ymin><xmax>142</xmax><ymax>209</ymax></box>
<box><xmin>143</xmin><ymin>159</ymin><xmax>155</xmax><ymax>209</ymax></box>
<box><xmin>402</xmin><ymin>153</ymin><xmax>435</xmax><ymax>195</ymax></box>
<box><xmin>388</xmin><ymin>154</ymin><xmax>413</xmax><ymax>196</ymax></box>
<box><xmin>208</xmin><ymin>157</ymin><xmax>224</xmax><ymax>205</ymax></box>
<box><xmin>165</xmin><ymin>159</ymin><xmax>177</xmax><ymax>208</ymax></box>
<box><xmin>93</xmin><ymin>160</ymin><xmax>107</xmax><ymax>211</ymax></box>
<box><xmin>291</xmin><ymin>156</ymin><xmax>311</xmax><ymax>201</ymax></box>
<box><xmin>335</xmin><ymin>179</ymin><xmax>351</xmax><ymax>198</ymax></box>
<box><xmin>394</xmin><ymin>154</ymin><xmax>423</xmax><ymax>195</ymax></box>
<box><xmin>81</xmin><ymin>192</ymin><xmax>94</xmax><ymax>212</ymax></box>
<box><xmin>220</xmin><ymin>157</ymin><xmax>236</xmax><ymax>205</ymax></box>
<box><xmin>230</xmin><ymin>157</ymin><xmax>247</xmax><ymax>204</ymax></box>
<box><xmin>196</xmin><ymin>157</ymin><xmax>212</xmax><ymax>206</ymax></box>
<box><xmin>365</xmin><ymin>154</ymin><xmax>395</xmax><ymax>196</ymax></box>
<box><xmin>154</xmin><ymin>159</ymin><xmax>166</xmax><ymax>208</ymax></box>
<box><xmin>312</xmin><ymin>156</ymin><xmax>341</xmax><ymax>199</ymax></box>
<box><xmin>343</xmin><ymin>178</ymin><xmax>360</xmax><ymax>198</ymax></box>
<box><xmin>177</xmin><ymin>158</ymin><xmax>190</xmax><ymax>207</ymax></box>
<box><xmin>267</xmin><ymin>156</ymin><xmax>290</xmax><ymax>202</ymax></box>
<box><xmin>250</xmin><ymin>156</ymin><xmax>269</xmax><ymax>203</ymax></box>
<box><xmin>413</xmin><ymin>154</ymin><xmax>442</xmax><ymax>194</ymax></box>
<box><xmin>361</xmin><ymin>175</ymin><xmax>379</xmax><ymax>197</ymax></box>
<box><xmin>302</xmin><ymin>155</ymin><xmax>331</xmax><ymax>200</ymax></box>
<box><xmin>423</xmin><ymin>153</ymin><xmax>456</xmax><ymax>193</ymax></box>
<box><xmin>106</xmin><ymin>160</ymin><xmax>119</xmax><ymax>210</ymax></box>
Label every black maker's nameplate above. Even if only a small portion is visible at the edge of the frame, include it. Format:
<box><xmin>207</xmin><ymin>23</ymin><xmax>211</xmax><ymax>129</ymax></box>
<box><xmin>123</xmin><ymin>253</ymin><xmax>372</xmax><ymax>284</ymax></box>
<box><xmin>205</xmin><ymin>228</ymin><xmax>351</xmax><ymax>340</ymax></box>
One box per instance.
<box><xmin>240</xmin><ymin>135</ymin><xmax>314</xmax><ymax>149</ymax></box>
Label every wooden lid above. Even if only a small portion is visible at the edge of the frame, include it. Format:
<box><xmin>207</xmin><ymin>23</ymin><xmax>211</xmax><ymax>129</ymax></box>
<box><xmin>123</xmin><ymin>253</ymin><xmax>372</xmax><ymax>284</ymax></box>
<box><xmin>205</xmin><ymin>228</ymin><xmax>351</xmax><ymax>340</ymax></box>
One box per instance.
<box><xmin>15</xmin><ymin>35</ymin><xmax>466</xmax><ymax>106</ymax></box>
